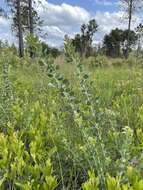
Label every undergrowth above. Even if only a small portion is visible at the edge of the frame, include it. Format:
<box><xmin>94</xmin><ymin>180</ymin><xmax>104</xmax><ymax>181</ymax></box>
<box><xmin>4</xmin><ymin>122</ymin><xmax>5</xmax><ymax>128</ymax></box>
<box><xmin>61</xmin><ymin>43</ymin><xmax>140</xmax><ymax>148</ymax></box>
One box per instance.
<box><xmin>0</xmin><ymin>42</ymin><xmax>143</xmax><ymax>189</ymax></box>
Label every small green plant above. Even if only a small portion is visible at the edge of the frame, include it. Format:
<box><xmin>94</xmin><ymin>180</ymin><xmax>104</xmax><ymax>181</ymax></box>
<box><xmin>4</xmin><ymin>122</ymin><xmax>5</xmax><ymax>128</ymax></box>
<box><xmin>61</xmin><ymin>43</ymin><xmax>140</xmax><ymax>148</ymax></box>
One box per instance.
<box><xmin>82</xmin><ymin>171</ymin><xmax>99</xmax><ymax>190</ymax></box>
<box><xmin>25</xmin><ymin>34</ymin><xmax>42</xmax><ymax>57</ymax></box>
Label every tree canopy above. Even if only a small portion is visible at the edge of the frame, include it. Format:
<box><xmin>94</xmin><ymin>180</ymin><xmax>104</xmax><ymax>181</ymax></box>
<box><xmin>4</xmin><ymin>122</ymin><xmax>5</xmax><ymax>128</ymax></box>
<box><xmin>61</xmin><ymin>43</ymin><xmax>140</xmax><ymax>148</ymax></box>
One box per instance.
<box><xmin>103</xmin><ymin>28</ymin><xmax>137</xmax><ymax>57</ymax></box>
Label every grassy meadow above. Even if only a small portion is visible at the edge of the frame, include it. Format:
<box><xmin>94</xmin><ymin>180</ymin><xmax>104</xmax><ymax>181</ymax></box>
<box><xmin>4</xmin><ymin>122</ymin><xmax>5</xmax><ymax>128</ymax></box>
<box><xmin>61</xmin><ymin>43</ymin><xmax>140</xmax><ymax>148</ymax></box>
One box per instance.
<box><xmin>0</xmin><ymin>49</ymin><xmax>143</xmax><ymax>190</ymax></box>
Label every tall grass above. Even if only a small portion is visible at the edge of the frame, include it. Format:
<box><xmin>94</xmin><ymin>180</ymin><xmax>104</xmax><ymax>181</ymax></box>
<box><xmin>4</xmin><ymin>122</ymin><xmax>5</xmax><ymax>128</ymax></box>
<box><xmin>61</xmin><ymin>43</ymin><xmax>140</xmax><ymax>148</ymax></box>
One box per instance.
<box><xmin>0</xmin><ymin>48</ymin><xmax>143</xmax><ymax>189</ymax></box>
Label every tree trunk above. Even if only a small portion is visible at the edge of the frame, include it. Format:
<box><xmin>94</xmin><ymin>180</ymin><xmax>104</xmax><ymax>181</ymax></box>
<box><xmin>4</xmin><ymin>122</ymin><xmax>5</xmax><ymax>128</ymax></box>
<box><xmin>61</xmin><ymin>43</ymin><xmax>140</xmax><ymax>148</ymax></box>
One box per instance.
<box><xmin>136</xmin><ymin>35</ymin><xmax>141</xmax><ymax>58</ymax></box>
<box><xmin>29</xmin><ymin>0</ymin><xmax>34</xmax><ymax>34</ymax></box>
<box><xmin>125</xmin><ymin>0</ymin><xmax>133</xmax><ymax>59</ymax></box>
<box><xmin>17</xmin><ymin>0</ymin><xmax>24</xmax><ymax>57</ymax></box>
<box><xmin>28</xmin><ymin>0</ymin><xmax>34</xmax><ymax>58</ymax></box>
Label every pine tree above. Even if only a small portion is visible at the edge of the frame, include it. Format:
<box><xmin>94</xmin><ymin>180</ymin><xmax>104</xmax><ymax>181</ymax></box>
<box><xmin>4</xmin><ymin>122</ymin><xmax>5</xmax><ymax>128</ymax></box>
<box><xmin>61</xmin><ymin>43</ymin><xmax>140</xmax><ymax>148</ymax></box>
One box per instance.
<box><xmin>120</xmin><ymin>0</ymin><xmax>142</xmax><ymax>58</ymax></box>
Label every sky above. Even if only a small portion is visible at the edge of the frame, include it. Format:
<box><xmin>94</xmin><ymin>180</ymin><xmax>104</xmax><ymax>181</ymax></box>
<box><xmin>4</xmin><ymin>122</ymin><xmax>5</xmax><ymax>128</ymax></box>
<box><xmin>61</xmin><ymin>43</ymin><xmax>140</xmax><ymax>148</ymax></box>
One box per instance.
<box><xmin>0</xmin><ymin>0</ymin><xmax>142</xmax><ymax>47</ymax></box>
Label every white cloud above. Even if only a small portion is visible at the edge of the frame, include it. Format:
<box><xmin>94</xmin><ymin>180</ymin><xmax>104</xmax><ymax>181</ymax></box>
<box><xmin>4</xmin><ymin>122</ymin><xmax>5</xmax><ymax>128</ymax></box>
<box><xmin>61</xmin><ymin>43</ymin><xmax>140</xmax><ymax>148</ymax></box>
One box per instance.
<box><xmin>34</xmin><ymin>0</ymin><xmax>90</xmax><ymax>46</ymax></box>
<box><xmin>0</xmin><ymin>16</ymin><xmax>15</xmax><ymax>44</ymax></box>
<box><xmin>35</xmin><ymin>1</ymin><xmax>90</xmax><ymax>26</ymax></box>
